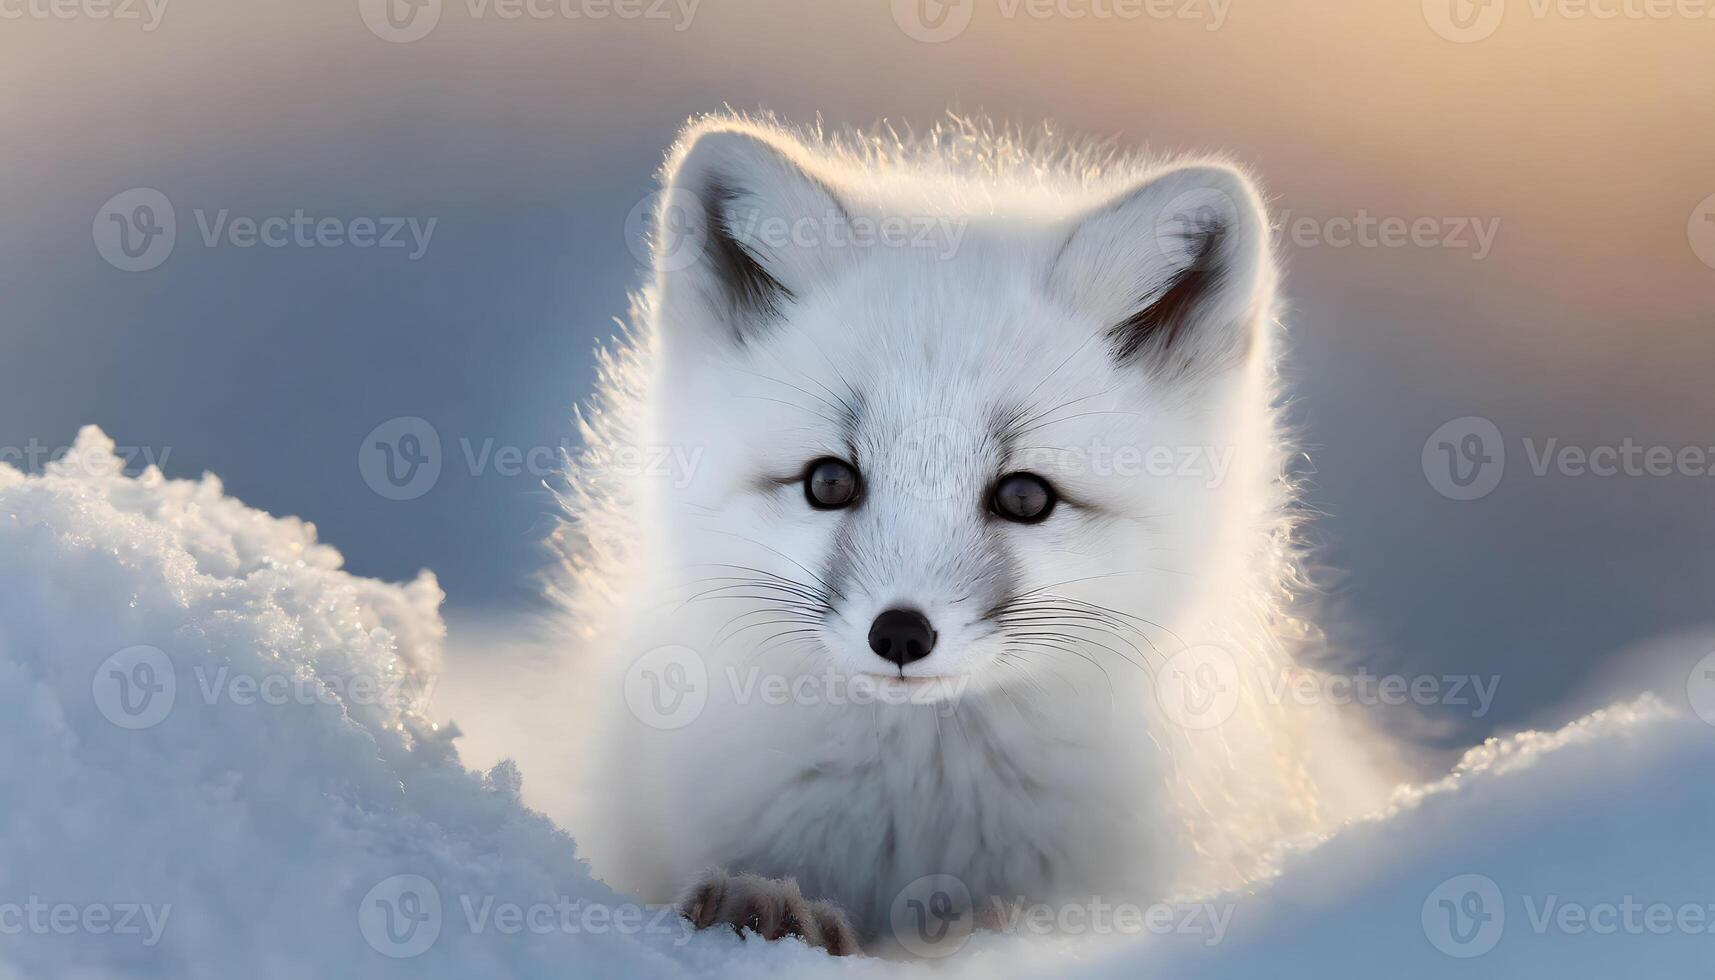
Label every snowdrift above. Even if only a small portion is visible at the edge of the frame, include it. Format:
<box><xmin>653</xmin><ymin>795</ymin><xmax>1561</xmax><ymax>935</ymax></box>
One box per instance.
<box><xmin>1</xmin><ymin>427</ymin><xmax>1709</xmax><ymax>979</ymax></box>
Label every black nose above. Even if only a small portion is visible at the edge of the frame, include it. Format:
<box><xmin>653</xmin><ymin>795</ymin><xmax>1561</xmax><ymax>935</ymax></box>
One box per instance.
<box><xmin>868</xmin><ymin>608</ymin><xmax>937</xmax><ymax>667</ymax></box>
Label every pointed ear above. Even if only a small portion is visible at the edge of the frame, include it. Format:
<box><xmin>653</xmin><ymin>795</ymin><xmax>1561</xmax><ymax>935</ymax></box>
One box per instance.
<box><xmin>654</xmin><ymin>127</ymin><xmax>855</xmax><ymax>345</ymax></box>
<box><xmin>1047</xmin><ymin>164</ymin><xmax>1274</xmax><ymax>379</ymax></box>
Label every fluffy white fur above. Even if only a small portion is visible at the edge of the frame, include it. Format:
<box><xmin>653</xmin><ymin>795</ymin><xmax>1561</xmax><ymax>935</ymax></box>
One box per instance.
<box><xmin>552</xmin><ymin>115</ymin><xmax>1394</xmax><ymax>949</ymax></box>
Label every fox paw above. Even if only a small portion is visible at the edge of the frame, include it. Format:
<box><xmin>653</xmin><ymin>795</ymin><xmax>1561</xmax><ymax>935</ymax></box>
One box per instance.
<box><xmin>678</xmin><ymin>869</ymin><xmax>861</xmax><ymax>956</ymax></box>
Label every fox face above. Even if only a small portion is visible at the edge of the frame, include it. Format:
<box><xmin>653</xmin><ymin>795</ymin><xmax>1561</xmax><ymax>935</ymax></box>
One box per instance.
<box><xmin>641</xmin><ymin>124</ymin><xmax>1276</xmax><ymax>704</ymax></box>
<box><xmin>563</xmin><ymin>121</ymin><xmax>1387</xmax><ymax>932</ymax></box>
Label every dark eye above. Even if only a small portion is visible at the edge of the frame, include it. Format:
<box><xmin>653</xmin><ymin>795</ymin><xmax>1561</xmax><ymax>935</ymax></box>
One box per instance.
<box><xmin>991</xmin><ymin>472</ymin><xmax>1056</xmax><ymax>524</ymax></box>
<box><xmin>803</xmin><ymin>457</ymin><xmax>861</xmax><ymax>510</ymax></box>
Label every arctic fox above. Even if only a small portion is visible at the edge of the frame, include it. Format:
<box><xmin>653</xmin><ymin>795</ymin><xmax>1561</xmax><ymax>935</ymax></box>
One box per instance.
<box><xmin>553</xmin><ymin>115</ymin><xmax>1392</xmax><ymax>955</ymax></box>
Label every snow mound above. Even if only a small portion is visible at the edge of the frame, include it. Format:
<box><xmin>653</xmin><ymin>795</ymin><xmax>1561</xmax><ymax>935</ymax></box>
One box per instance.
<box><xmin>1</xmin><ymin>427</ymin><xmax>1707</xmax><ymax>979</ymax></box>
<box><xmin>0</xmin><ymin>427</ymin><xmax>847</xmax><ymax>979</ymax></box>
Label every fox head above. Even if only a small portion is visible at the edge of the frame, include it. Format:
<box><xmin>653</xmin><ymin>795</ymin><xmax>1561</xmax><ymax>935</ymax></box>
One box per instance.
<box><xmin>634</xmin><ymin>121</ymin><xmax>1281</xmax><ymax>704</ymax></box>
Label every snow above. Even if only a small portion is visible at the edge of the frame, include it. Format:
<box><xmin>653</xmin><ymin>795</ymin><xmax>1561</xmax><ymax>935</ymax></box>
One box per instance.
<box><xmin>1</xmin><ymin>426</ymin><xmax>1708</xmax><ymax>979</ymax></box>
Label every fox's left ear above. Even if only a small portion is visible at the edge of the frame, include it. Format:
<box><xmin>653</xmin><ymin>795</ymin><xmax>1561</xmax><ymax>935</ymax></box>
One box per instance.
<box><xmin>654</xmin><ymin>126</ymin><xmax>856</xmax><ymax>347</ymax></box>
<box><xmin>1047</xmin><ymin>164</ymin><xmax>1274</xmax><ymax>379</ymax></box>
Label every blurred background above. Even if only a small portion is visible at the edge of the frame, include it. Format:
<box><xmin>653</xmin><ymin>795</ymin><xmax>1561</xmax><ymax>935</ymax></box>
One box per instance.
<box><xmin>2</xmin><ymin>0</ymin><xmax>1711</xmax><ymax>754</ymax></box>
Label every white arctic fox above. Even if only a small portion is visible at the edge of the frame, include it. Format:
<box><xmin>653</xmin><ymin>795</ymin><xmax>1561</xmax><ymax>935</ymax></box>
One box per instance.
<box><xmin>552</xmin><ymin>115</ymin><xmax>1394</xmax><ymax>955</ymax></box>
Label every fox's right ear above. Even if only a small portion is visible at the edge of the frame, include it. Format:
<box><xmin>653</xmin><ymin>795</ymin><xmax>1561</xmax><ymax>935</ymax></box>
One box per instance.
<box><xmin>651</xmin><ymin>127</ymin><xmax>855</xmax><ymax>346</ymax></box>
<box><xmin>1047</xmin><ymin>163</ymin><xmax>1275</xmax><ymax>382</ymax></box>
